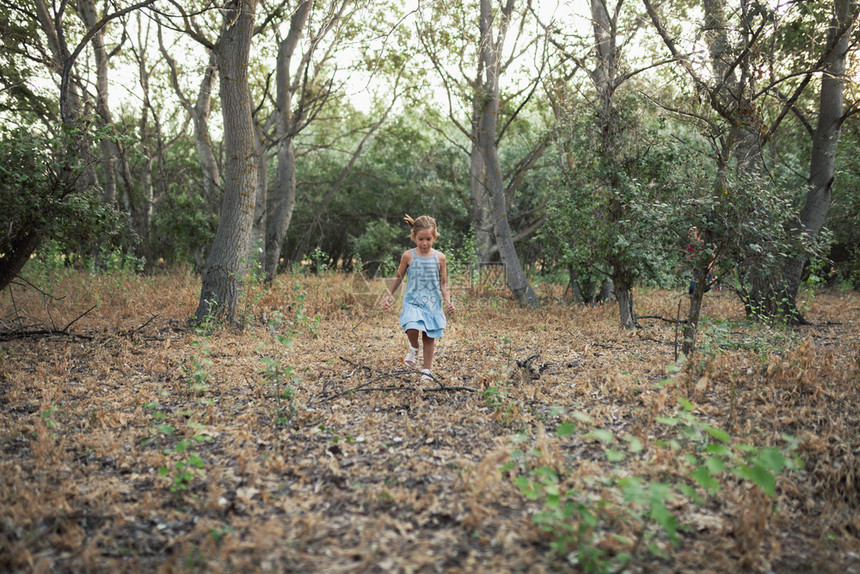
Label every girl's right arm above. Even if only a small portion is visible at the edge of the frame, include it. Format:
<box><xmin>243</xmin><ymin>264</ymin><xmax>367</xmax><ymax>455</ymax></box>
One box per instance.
<box><xmin>382</xmin><ymin>251</ymin><xmax>411</xmax><ymax>310</ymax></box>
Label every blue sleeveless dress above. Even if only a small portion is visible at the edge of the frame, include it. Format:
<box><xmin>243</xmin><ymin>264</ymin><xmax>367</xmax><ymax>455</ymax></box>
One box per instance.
<box><xmin>399</xmin><ymin>248</ymin><xmax>447</xmax><ymax>338</ymax></box>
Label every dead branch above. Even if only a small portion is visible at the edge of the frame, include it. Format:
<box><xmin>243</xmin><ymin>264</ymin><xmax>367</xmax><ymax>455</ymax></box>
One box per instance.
<box><xmin>637</xmin><ymin>315</ymin><xmax>686</xmax><ymax>324</ymax></box>
<box><xmin>0</xmin><ymin>329</ymin><xmax>94</xmax><ymax>342</ymax></box>
<box><xmin>64</xmin><ymin>305</ymin><xmax>97</xmax><ymax>331</ymax></box>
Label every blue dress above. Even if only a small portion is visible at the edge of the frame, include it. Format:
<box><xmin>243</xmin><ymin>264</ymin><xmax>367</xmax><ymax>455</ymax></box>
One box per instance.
<box><xmin>399</xmin><ymin>248</ymin><xmax>447</xmax><ymax>338</ymax></box>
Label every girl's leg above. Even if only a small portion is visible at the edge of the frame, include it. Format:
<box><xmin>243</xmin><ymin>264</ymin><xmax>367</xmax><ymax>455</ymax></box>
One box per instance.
<box><xmin>421</xmin><ymin>332</ymin><xmax>435</xmax><ymax>370</ymax></box>
<box><xmin>406</xmin><ymin>329</ymin><xmax>420</xmax><ymax>348</ymax></box>
<box><xmin>404</xmin><ymin>329</ymin><xmax>420</xmax><ymax>366</ymax></box>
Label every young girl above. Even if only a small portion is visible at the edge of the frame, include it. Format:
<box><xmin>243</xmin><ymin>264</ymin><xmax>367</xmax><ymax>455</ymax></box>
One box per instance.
<box><xmin>382</xmin><ymin>214</ymin><xmax>455</xmax><ymax>382</ymax></box>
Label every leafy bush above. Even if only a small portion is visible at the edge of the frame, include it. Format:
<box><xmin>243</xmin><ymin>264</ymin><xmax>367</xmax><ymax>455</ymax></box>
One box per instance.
<box><xmin>508</xmin><ymin>400</ymin><xmax>801</xmax><ymax>572</ymax></box>
<box><xmin>349</xmin><ymin>218</ymin><xmax>403</xmax><ymax>277</ymax></box>
<box><xmin>0</xmin><ymin>127</ymin><xmax>133</xmax><ymax>284</ymax></box>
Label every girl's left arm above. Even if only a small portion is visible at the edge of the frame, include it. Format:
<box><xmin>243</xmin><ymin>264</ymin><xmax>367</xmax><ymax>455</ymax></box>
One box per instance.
<box><xmin>438</xmin><ymin>252</ymin><xmax>455</xmax><ymax>314</ymax></box>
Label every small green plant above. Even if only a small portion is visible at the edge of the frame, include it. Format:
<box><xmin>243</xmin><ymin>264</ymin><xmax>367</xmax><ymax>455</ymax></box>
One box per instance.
<box><xmin>308</xmin><ymin>247</ymin><xmax>329</xmax><ymax>275</ymax></box>
<box><xmin>260</xmin><ymin>355</ymin><xmax>299</xmax><ymax>427</ymax></box>
<box><xmin>507</xmin><ymin>400</ymin><xmax>801</xmax><ymax>571</ymax></box>
<box><xmin>41</xmin><ymin>405</ymin><xmax>59</xmax><ymax>430</ymax></box>
<box><xmin>158</xmin><ymin>430</ymin><xmax>212</xmax><ymax>493</ymax></box>
<box><xmin>183</xmin><ymin>342</ymin><xmax>213</xmax><ymax>395</ymax></box>
<box><xmin>287</xmin><ymin>282</ymin><xmax>319</xmax><ymax>338</ymax></box>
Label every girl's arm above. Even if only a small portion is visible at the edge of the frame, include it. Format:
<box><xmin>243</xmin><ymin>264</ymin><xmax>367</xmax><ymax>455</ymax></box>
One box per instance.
<box><xmin>438</xmin><ymin>252</ymin><xmax>455</xmax><ymax>314</ymax></box>
<box><xmin>382</xmin><ymin>251</ymin><xmax>411</xmax><ymax>310</ymax></box>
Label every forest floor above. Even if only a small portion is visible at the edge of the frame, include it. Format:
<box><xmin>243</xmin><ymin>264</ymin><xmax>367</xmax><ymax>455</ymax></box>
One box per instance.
<box><xmin>0</xmin><ymin>269</ymin><xmax>858</xmax><ymax>573</ymax></box>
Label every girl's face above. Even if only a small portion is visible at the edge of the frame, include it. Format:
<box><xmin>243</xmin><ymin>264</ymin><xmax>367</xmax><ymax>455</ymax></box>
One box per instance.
<box><xmin>413</xmin><ymin>228</ymin><xmax>436</xmax><ymax>253</ymax></box>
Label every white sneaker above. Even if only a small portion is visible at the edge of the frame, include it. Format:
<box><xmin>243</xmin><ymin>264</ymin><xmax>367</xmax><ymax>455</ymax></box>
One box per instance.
<box><xmin>420</xmin><ymin>369</ymin><xmax>433</xmax><ymax>383</ymax></box>
<box><xmin>404</xmin><ymin>346</ymin><xmax>418</xmax><ymax>367</ymax></box>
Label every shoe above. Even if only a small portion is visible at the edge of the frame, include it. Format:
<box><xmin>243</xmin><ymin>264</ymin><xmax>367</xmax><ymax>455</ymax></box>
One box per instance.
<box><xmin>420</xmin><ymin>369</ymin><xmax>433</xmax><ymax>383</ymax></box>
<box><xmin>404</xmin><ymin>346</ymin><xmax>418</xmax><ymax>367</ymax></box>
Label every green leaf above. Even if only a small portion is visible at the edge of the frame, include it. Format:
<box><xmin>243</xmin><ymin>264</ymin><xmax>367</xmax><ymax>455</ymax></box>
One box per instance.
<box><xmin>703</xmin><ymin>425</ymin><xmax>730</xmax><ymax>443</ymax></box>
<box><xmin>655</xmin><ymin>416</ymin><xmax>678</xmax><ymax>426</ymax></box>
<box><xmin>691</xmin><ymin>465</ymin><xmax>721</xmax><ymax>493</ymax></box>
<box><xmin>605</xmin><ymin>449</ymin><xmax>626</xmax><ymax>462</ymax></box>
<box><xmin>649</xmin><ymin>501</ymin><xmax>679</xmax><ymax>545</ymax></box>
<box><xmin>188</xmin><ymin>453</ymin><xmax>205</xmax><ymax>468</ymax></box>
<box><xmin>734</xmin><ymin>464</ymin><xmax>776</xmax><ymax>496</ymax></box>
<box><xmin>704</xmin><ymin>455</ymin><xmax>725</xmax><ymax>474</ymax></box>
<box><xmin>756</xmin><ymin>447</ymin><xmax>786</xmax><ymax>472</ymax></box>
<box><xmin>705</xmin><ymin>443</ymin><xmax>730</xmax><ymax>456</ymax></box>
<box><xmin>678</xmin><ymin>483</ymin><xmax>703</xmax><ymax>504</ymax></box>
<box><xmin>588</xmin><ymin>428</ymin><xmax>614</xmax><ymax>444</ymax></box>
<box><xmin>678</xmin><ymin>397</ymin><xmax>694</xmax><ymax>411</ymax></box>
<box><xmin>622</xmin><ymin>435</ymin><xmax>643</xmax><ymax>452</ymax></box>
<box><xmin>157</xmin><ymin>424</ymin><xmax>175</xmax><ymax>435</ymax></box>
<box><xmin>556</xmin><ymin>422</ymin><xmax>576</xmax><ymax>437</ymax></box>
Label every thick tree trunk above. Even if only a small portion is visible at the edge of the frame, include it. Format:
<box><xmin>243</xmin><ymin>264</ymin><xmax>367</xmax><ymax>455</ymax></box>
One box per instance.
<box><xmin>0</xmin><ymin>232</ymin><xmax>43</xmax><ymax>294</ymax></box>
<box><xmin>614</xmin><ymin>279</ymin><xmax>636</xmax><ymax>329</ymax></box>
<box><xmin>478</xmin><ymin>0</ymin><xmax>538</xmax><ymax>307</ymax></box>
<box><xmin>264</xmin><ymin>0</ymin><xmax>312</xmax><ymax>283</ymax></box>
<box><xmin>195</xmin><ymin>0</ymin><xmax>258</xmax><ymax>324</ymax></box>
<box><xmin>780</xmin><ymin>0</ymin><xmax>853</xmax><ymax>317</ymax></box>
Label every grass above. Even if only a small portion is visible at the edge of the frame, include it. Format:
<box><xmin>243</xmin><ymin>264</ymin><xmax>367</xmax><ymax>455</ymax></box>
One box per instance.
<box><xmin>0</xmin><ymin>269</ymin><xmax>858</xmax><ymax>572</ymax></box>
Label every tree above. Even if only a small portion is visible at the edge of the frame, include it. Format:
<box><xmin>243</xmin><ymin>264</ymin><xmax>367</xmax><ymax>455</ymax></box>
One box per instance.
<box><xmin>476</xmin><ymin>0</ymin><xmax>538</xmax><ymax>306</ymax></box>
<box><xmin>194</xmin><ymin>0</ymin><xmax>259</xmax><ymax>324</ymax></box>
<box><xmin>642</xmin><ymin>0</ymin><xmax>856</xmax><ymax>351</ymax></box>
<box><xmin>417</xmin><ymin>0</ymin><xmax>541</xmax><ymax>305</ymax></box>
<box><xmin>779</xmin><ymin>0</ymin><xmax>858</xmax><ymax>320</ymax></box>
<box><xmin>0</xmin><ymin>0</ymin><xmax>156</xmax><ymax>292</ymax></box>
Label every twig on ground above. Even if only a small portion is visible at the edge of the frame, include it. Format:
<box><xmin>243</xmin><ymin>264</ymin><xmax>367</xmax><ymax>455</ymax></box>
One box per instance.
<box><xmin>124</xmin><ymin>314</ymin><xmax>160</xmax><ymax>336</ymax></box>
<box><xmin>638</xmin><ymin>314</ymin><xmax>686</xmax><ymax>324</ymax></box>
<box><xmin>64</xmin><ymin>305</ymin><xmax>97</xmax><ymax>331</ymax></box>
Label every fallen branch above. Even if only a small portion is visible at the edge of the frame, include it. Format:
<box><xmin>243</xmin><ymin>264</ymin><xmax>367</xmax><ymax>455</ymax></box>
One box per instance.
<box><xmin>638</xmin><ymin>314</ymin><xmax>686</xmax><ymax>324</ymax></box>
<box><xmin>0</xmin><ymin>329</ymin><xmax>94</xmax><ymax>342</ymax></box>
<box><xmin>121</xmin><ymin>314</ymin><xmax>160</xmax><ymax>336</ymax></box>
<box><xmin>64</xmin><ymin>305</ymin><xmax>97</xmax><ymax>331</ymax></box>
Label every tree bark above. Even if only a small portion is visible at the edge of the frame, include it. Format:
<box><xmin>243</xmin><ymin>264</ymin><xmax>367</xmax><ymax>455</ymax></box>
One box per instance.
<box><xmin>160</xmin><ymin>36</ymin><xmax>222</xmax><ymax>218</ymax></box>
<box><xmin>195</xmin><ymin>0</ymin><xmax>258</xmax><ymax>324</ymax></box>
<box><xmin>264</xmin><ymin>0</ymin><xmax>312</xmax><ymax>283</ymax></box>
<box><xmin>470</xmin><ymin>100</ymin><xmax>495</xmax><ymax>267</ymax></box>
<box><xmin>478</xmin><ymin>0</ymin><xmax>538</xmax><ymax>307</ymax></box>
<box><xmin>780</xmin><ymin>0</ymin><xmax>854</xmax><ymax>318</ymax></box>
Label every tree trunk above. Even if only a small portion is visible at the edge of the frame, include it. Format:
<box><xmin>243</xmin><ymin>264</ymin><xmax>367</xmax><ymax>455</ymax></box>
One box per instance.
<box><xmin>251</xmin><ymin>118</ymin><xmax>268</xmax><ymax>272</ymax></box>
<box><xmin>161</xmin><ymin>35</ymin><xmax>222</xmax><ymax>218</ymax></box>
<box><xmin>470</xmin><ymin>104</ymin><xmax>495</xmax><ymax>267</ymax></box>
<box><xmin>264</xmin><ymin>0</ymin><xmax>312</xmax><ymax>282</ymax></box>
<box><xmin>478</xmin><ymin>0</ymin><xmax>538</xmax><ymax>307</ymax></box>
<box><xmin>195</xmin><ymin>0</ymin><xmax>258</xmax><ymax>325</ymax></box>
<box><xmin>682</xmin><ymin>270</ymin><xmax>707</xmax><ymax>356</ymax></box>
<box><xmin>780</xmin><ymin>0</ymin><xmax>854</xmax><ymax>318</ymax></box>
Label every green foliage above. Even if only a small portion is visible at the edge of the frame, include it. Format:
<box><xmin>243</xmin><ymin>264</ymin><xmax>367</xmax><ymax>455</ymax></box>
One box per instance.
<box><xmin>543</xmin><ymin>105</ymin><xmax>687</xmax><ymax>296</ymax></box>
<box><xmin>0</xmin><ymin>127</ymin><xmax>129</xmax><ymax>282</ymax></box>
<box><xmin>350</xmin><ymin>218</ymin><xmax>402</xmax><ymax>277</ymax></box>
<box><xmin>508</xmin><ymin>401</ymin><xmax>800</xmax><ymax>571</ymax></box>
<box><xmin>149</xmin><ymin>187</ymin><xmax>216</xmax><ymax>269</ymax></box>
<box><xmin>158</xmin><ymin>433</ymin><xmax>211</xmax><ymax>494</ymax></box>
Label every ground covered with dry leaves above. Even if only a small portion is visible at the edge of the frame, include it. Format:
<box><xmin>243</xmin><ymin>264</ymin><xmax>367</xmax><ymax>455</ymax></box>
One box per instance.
<box><xmin>1</xmin><ymin>270</ymin><xmax>858</xmax><ymax>573</ymax></box>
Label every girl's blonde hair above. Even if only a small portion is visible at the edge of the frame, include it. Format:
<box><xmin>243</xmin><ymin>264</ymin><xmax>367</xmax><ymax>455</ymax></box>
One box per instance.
<box><xmin>404</xmin><ymin>214</ymin><xmax>439</xmax><ymax>238</ymax></box>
